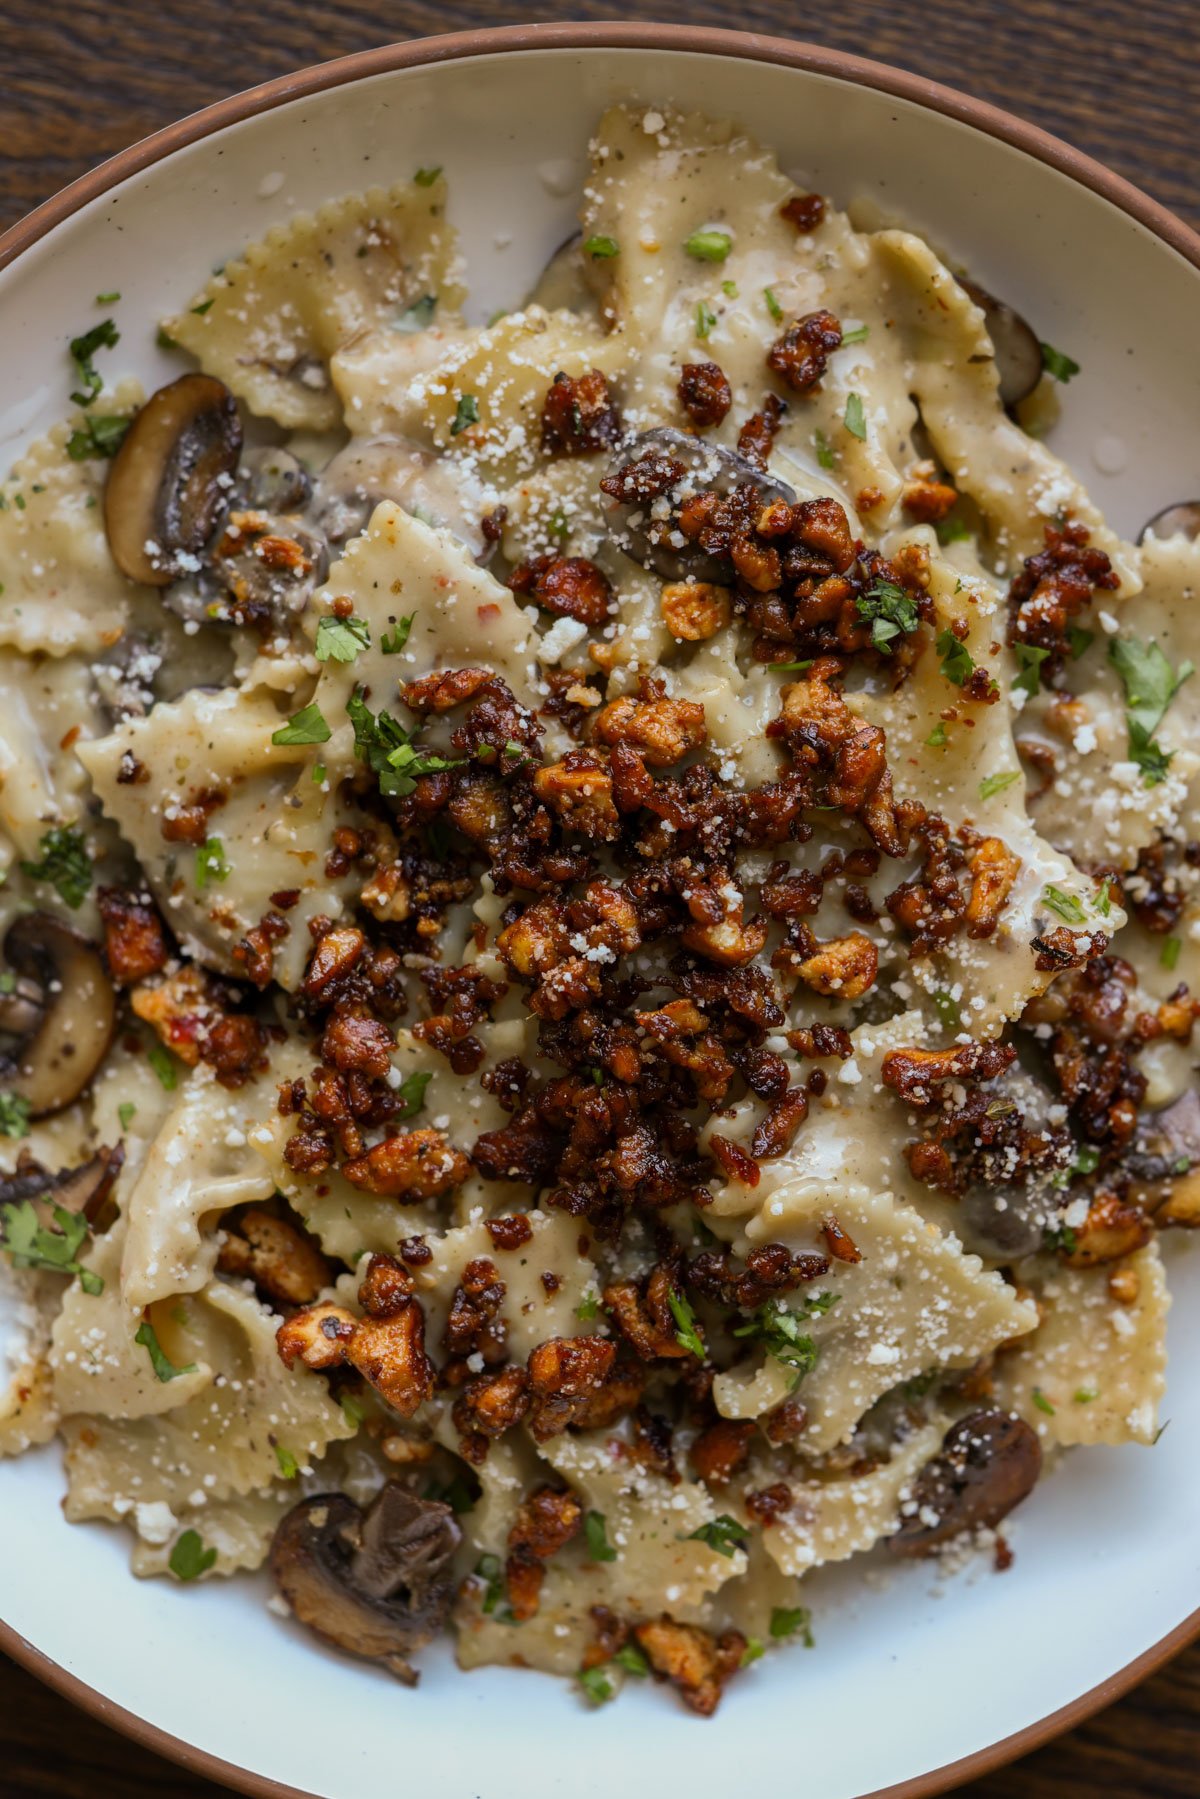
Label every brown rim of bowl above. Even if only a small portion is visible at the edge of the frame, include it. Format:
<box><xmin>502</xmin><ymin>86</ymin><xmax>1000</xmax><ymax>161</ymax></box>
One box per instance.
<box><xmin>1</xmin><ymin>19</ymin><xmax>1198</xmax><ymax>1798</ymax></box>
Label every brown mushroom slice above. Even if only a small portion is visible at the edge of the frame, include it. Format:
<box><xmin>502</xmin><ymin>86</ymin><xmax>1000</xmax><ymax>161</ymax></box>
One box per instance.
<box><xmin>1128</xmin><ymin>1088</ymin><xmax>1200</xmax><ymax>1225</ymax></box>
<box><xmin>0</xmin><ymin>1144</ymin><xmax>124</xmax><ymax>1230</ymax></box>
<box><xmin>887</xmin><ymin>1410</ymin><xmax>1042</xmax><ymax>1557</ymax></box>
<box><xmin>602</xmin><ymin>426</ymin><xmax>796</xmax><ymax>582</ymax></box>
<box><xmin>959</xmin><ymin>278</ymin><xmax>1044</xmax><ymax>409</ymax></box>
<box><xmin>0</xmin><ymin>915</ymin><xmax>116</xmax><ymax>1116</ymax></box>
<box><xmin>270</xmin><ymin>1484</ymin><xmax>461</xmax><ymax>1683</ymax></box>
<box><xmin>104</xmin><ymin>373</ymin><xmax>242</xmax><ymax>585</ymax></box>
<box><xmin>1139</xmin><ymin>503</ymin><xmax>1200</xmax><ymax>546</ymax></box>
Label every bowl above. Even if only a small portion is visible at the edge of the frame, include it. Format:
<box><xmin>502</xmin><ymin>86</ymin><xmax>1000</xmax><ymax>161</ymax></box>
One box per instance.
<box><xmin>2</xmin><ymin>23</ymin><xmax>1199</xmax><ymax>1799</ymax></box>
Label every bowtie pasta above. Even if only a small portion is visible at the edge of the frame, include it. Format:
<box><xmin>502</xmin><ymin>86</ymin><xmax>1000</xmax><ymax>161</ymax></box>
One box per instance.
<box><xmin>1</xmin><ymin>104</ymin><xmax>1196</xmax><ymax>1715</ymax></box>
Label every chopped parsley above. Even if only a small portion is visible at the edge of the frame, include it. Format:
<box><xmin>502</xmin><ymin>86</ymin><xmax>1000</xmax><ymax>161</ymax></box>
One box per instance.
<box><xmin>741</xmin><ymin>1639</ymin><xmax>765</xmax><ymax>1667</ymax></box>
<box><xmin>117</xmin><ymin>1101</ymin><xmax>137</xmax><ymax>1132</ymax></box>
<box><xmin>274</xmin><ymin>1445</ymin><xmax>299</xmax><ymax>1479</ymax></box>
<box><xmin>732</xmin><ymin>1299</ymin><xmax>820</xmax><ymax>1383</ymax></box>
<box><xmin>721</xmin><ymin>279</ymin><xmax>738</xmax><ymax>297</ymax></box>
<box><xmin>684</xmin><ymin>1515</ymin><xmax>749</xmax><ymax>1558</ymax></box>
<box><xmin>272</xmin><ymin>702</ymin><xmax>331</xmax><ymax>747</ymax></box>
<box><xmin>695</xmin><ymin>300</ymin><xmax>717</xmax><ymax>341</ymax></box>
<box><xmin>135</xmin><ymin>1320</ymin><xmax>197</xmax><ymax>1382</ymax></box>
<box><xmin>584</xmin><ymin>1510</ymin><xmax>617</xmax><ymax>1563</ymax></box>
<box><xmin>547</xmin><ymin>509</ymin><xmax>569</xmax><ymax>548</ymax></box>
<box><xmin>1161</xmin><ymin>937</ymin><xmax>1183</xmax><ymax>971</ymax></box>
<box><xmin>395</xmin><ymin>1070</ymin><xmax>432</xmax><ymax>1119</ymax></box>
<box><xmin>315</xmin><ymin>614</ymin><xmax>370</xmax><ymax>663</ymax></box>
<box><xmin>194</xmin><ymin>836</ymin><xmax>229</xmax><ymax>888</ymax></box>
<box><xmin>340</xmin><ymin>1392</ymin><xmax>366</xmax><ymax>1429</ymax></box>
<box><xmin>684</xmin><ymin>228</ymin><xmax>732</xmax><ymax>262</ymax></box>
<box><xmin>936</xmin><ymin>513</ymin><xmax>970</xmax><ymax>545</ymax></box>
<box><xmin>1012</xmin><ymin>643</ymin><xmax>1050</xmax><ymax>698</ymax></box>
<box><xmin>1068</xmin><ymin>625</ymin><xmax>1095</xmax><ymax>660</ymax></box>
<box><xmin>347</xmin><ymin>688</ymin><xmax>462</xmax><ymax>798</ymax></box>
<box><xmin>1074</xmin><ymin>1387</ymin><xmax>1098</xmax><ymax>1405</ymax></box>
<box><xmin>841</xmin><ymin>324</ymin><xmax>869</xmax><ymax>345</ymax></box>
<box><xmin>936</xmin><ymin>627</ymin><xmax>975</xmax><ymax>686</ymax></box>
<box><xmin>1032</xmin><ymin>1386</ymin><xmax>1056</xmax><ymax>1416</ymax></box>
<box><xmin>69</xmin><ymin>317</ymin><xmax>119</xmax><ymax>405</ymax></box>
<box><xmin>95</xmin><ymin>290</ymin><xmax>120</xmax><ymax>305</ymax></box>
<box><xmin>424</xmin><ymin>1471</ymin><xmax>477</xmax><ymax>1515</ymax></box>
<box><xmin>66</xmin><ymin>414</ymin><xmax>130</xmax><ymax>460</ymax></box>
<box><xmin>397</xmin><ymin>295</ymin><xmax>437</xmax><ymax>332</ymax></box>
<box><xmin>413</xmin><ymin>165</ymin><xmax>442</xmax><ymax>186</ymax></box>
<box><xmin>169</xmin><ymin>1530</ymin><xmax>216</xmax><ymax>1582</ymax></box>
<box><xmin>1045</xmin><ymin>1222</ymin><xmax>1078</xmax><ymax>1255</ymax></box>
<box><xmin>667</xmin><ymin>1286</ymin><xmax>705</xmax><ymax>1359</ymax></box>
<box><xmin>855</xmin><ymin>577</ymin><xmax>918</xmax><ymax>654</ymax></box>
<box><xmin>1</xmin><ymin>1200</ymin><xmax>103</xmax><ymax>1294</ymax></box>
<box><xmin>770</xmin><ymin>1605</ymin><xmax>814</xmax><ymax>1646</ymax></box>
<box><xmin>1109</xmin><ymin>635</ymin><xmax>1193</xmax><ymax>786</ymax></box>
<box><xmin>584</xmin><ymin>235</ymin><xmax>619</xmax><ymax>259</ymax></box>
<box><xmin>578</xmin><ymin>1665</ymin><xmax>615</xmax><ymax>1706</ymax></box>
<box><xmin>1040</xmin><ymin>342</ymin><xmax>1080</xmax><ymax>383</ymax></box>
<box><xmin>769</xmin><ymin>658</ymin><xmax>814</xmax><ymax>673</ymax></box>
<box><xmin>381</xmin><ymin>613</ymin><xmax>415</xmax><ymax>654</ymax></box>
<box><xmin>979</xmin><ymin>770</ymin><xmax>1020</xmax><ymax>800</ymax></box>
<box><xmin>146</xmin><ymin>1039</ymin><xmax>180</xmax><ymax>1091</ymax></box>
<box><xmin>813</xmin><ymin>427</ymin><xmax>835</xmax><ymax>470</ymax></box>
<box><xmin>20</xmin><ymin>825</ymin><xmax>92</xmax><ymax>908</ymax></box>
<box><xmin>613</xmin><ymin>1644</ymin><xmax>650</xmax><ymax>1676</ymax></box>
<box><xmin>1042</xmin><ymin>885</ymin><xmax>1085</xmax><ymax>924</ymax></box>
<box><xmin>475</xmin><ymin>1553</ymin><xmax>515</xmax><ymax>1622</ymax></box>
<box><xmin>926</xmin><ymin>721</ymin><xmax>948</xmax><ymax>749</ymax></box>
<box><xmin>1072</xmin><ymin>1145</ymin><xmax>1101</xmax><ymax>1176</ymax></box>
<box><xmin>763</xmin><ymin>286</ymin><xmax>784</xmax><ymax>322</ymax></box>
<box><xmin>0</xmin><ymin>1093</ymin><xmax>31</xmax><ymax>1139</ymax></box>
<box><xmin>843</xmin><ymin>392</ymin><xmax>867</xmax><ymax>440</ymax></box>
<box><xmin>450</xmin><ymin>393</ymin><xmax>479</xmax><ymax>436</ymax></box>
<box><xmin>575</xmin><ymin>1291</ymin><xmax>600</xmax><ymax>1321</ymax></box>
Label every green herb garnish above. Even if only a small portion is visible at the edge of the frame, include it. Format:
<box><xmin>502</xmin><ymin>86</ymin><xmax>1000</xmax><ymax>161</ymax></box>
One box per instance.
<box><xmin>584</xmin><ymin>235</ymin><xmax>619</xmax><ymax>259</ymax></box>
<box><xmin>195</xmin><ymin>836</ymin><xmax>229</xmax><ymax>888</ymax></box>
<box><xmin>667</xmin><ymin>1287</ymin><xmax>705</xmax><ymax>1359</ymax></box>
<box><xmin>66</xmin><ymin>414</ymin><xmax>130</xmax><ymax>461</ymax></box>
<box><xmin>1109</xmin><ymin>635</ymin><xmax>1193</xmax><ymax>786</ymax></box>
<box><xmin>395</xmin><ymin>1070</ymin><xmax>432</xmax><ymax>1120</ymax></box>
<box><xmin>169</xmin><ymin>1530</ymin><xmax>216</xmax><ymax>1582</ymax></box>
<box><xmin>1040</xmin><ymin>342</ymin><xmax>1080</xmax><ymax>383</ymax></box>
<box><xmin>855</xmin><ymin>577</ymin><xmax>918</xmax><ymax>654</ymax></box>
<box><xmin>1012</xmin><ymin>643</ymin><xmax>1050</xmax><ymax>698</ymax></box>
<box><xmin>695</xmin><ymin>300</ymin><xmax>717</xmax><ymax>341</ymax></box>
<box><xmin>315</xmin><ymin>614</ymin><xmax>371</xmax><ymax>663</ymax></box>
<box><xmin>979</xmin><ymin>770</ymin><xmax>1020</xmax><ymax>800</ymax></box>
<box><xmin>684</xmin><ymin>1515</ymin><xmax>749</xmax><ymax>1558</ymax></box>
<box><xmin>20</xmin><ymin>826</ymin><xmax>92</xmax><ymax>908</ymax></box>
<box><xmin>1042</xmin><ymin>885</ymin><xmax>1085</xmax><ymax>924</ymax></box>
<box><xmin>0</xmin><ymin>1093</ymin><xmax>31</xmax><ymax>1139</ymax></box>
<box><xmin>135</xmin><ymin>1320</ymin><xmax>197</xmax><ymax>1383</ymax></box>
<box><xmin>732</xmin><ymin>1299</ymin><xmax>819</xmax><ymax>1383</ymax></box>
<box><xmin>844</xmin><ymin>392</ymin><xmax>867</xmax><ymax>440</ymax></box>
<box><xmin>272</xmin><ymin>703</ymin><xmax>331</xmax><ymax>747</ymax></box>
<box><xmin>414</xmin><ymin>166</ymin><xmax>442</xmax><ymax>186</ymax></box>
<box><xmin>347</xmin><ymin>689</ymin><xmax>462</xmax><ymax>798</ymax></box>
<box><xmin>685</xmin><ymin>229</ymin><xmax>732</xmax><ymax>262</ymax></box>
<box><xmin>381</xmin><ymin>613</ymin><xmax>415</xmax><ymax>654</ymax></box>
<box><xmin>1</xmin><ymin>1200</ymin><xmax>102</xmax><ymax>1294</ymax></box>
<box><xmin>450</xmin><ymin>393</ymin><xmax>479</xmax><ymax>436</ymax></box>
<box><xmin>936</xmin><ymin>627</ymin><xmax>975</xmax><ymax>686</ymax></box>
<box><xmin>770</xmin><ymin>1605</ymin><xmax>814</xmax><ymax>1646</ymax></box>
<box><xmin>585</xmin><ymin>1510</ymin><xmax>617</xmax><ymax>1563</ymax></box>
<box><xmin>69</xmin><ymin>318</ymin><xmax>119</xmax><ymax>404</ymax></box>
<box><xmin>763</xmin><ymin>287</ymin><xmax>783</xmax><ymax>322</ymax></box>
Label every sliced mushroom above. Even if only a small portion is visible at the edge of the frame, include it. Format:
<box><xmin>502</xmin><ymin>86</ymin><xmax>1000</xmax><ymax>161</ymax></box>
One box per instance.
<box><xmin>1127</xmin><ymin>1088</ymin><xmax>1200</xmax><ymax>1225</ymax></box>
<box><xmin>92</xmin><ymin>631</ymin><xmax>164</xmax><ymax>722</ymax></box>
<box><xmin>104</xmin><ymin>373</ymin><xmax>242</xmax><ymax>586</ymax></box>
<box><xmin>887</xmin><ymin>1410</ymin><xmax>1042</xmax><ymax>1557</ymax></box>
<box><xmin>1139</xmin><ymin>503</ymin><xmax>1200</xmax><ymax>546</ymax></box>
<box><xmin>0</xmin><ymin>915</ymin><xmax>116</xmax><ymax>1116</ymax></box>
<box><xmin>241</xmin><ymin>446</ymin><xmax>313</xmax><ymax>515</ymax></box>
<box><xmin>270</xmin><ymin>1483</ymin><xmax>461</xmax><ymax>1683</ymax></box>
<box><xmin>601</xmin><ymin>426</ymin><xmax>796</xmax><ymax>582</ymax></box>
<box><xmin>959</xmin><ymin>279</ymin><xmax>1043</xmax><ymax>409</ymax></box>
<box><xmin>311</xmin><ymin>436</ymin><xmax>486</xmax><ymax>555</ymax></box>
<box><xmin>0</xmin><ymin>1143</ymin><xmax>124</xmax><ymax>1230</ymax></box>
<box><xmin>958</xmin><ymin>1183</ymin><xmax>1052</xmax><ymax>1261</ymax></box>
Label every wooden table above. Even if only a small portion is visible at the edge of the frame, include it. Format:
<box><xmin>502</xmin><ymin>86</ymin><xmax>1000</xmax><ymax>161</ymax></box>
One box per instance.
<box><xmin>3</xmin><ymin>3</ymin><xmax>1198</xmax><ymax>1794</ymax></box>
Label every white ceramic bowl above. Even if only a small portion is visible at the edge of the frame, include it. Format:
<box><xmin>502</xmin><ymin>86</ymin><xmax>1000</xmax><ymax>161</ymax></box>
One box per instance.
<box><xmin>2</xmin><ymin>25</ymin><xmax>1199</xmax><ymax>1799</ymax></box>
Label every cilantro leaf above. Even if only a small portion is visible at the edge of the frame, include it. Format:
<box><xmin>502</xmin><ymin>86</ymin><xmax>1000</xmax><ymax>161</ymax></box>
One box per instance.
<box><xmin>684</xmin><ymin>229</ymin><xmax>732</xmax><ymax>262</ymax></box>
<box><xmin>1109</xmin><ymin>635</ymin><xmax>1193</xmax><ymax>786</ymax></box>
<box><xmin>855</xmin><ymin>577</ymin><xmax>918</xmax><ymax>654</ymax></box>
<box><xmin>2</xmin><ymin>1199</ymin><xmax>103</xmax><ymax>1293</ymax></box>
<box><xmin>813</xmin><ymin>427</ymin><xmax>835</xmax><ymax>470</ymax></box>
<box><xmin>933</xmin><ymin>989</ymin><xmax>961</xmax><ymax>1029</ymax></box>
<box><xmin>936</xmin><ymin>627</ymin><xmax>975</xmax><ymax>686</ymax></box>
<box><xmin>684</xmin><ymin>1515</ymin><xmax>749</xmax><ymax>1558</ymax></box>
<box><xmin>20</xmin><ymin>826</ymin><xmax>92</xmax><ymax>908</ymax></box>
<box><xmin>926</xmin><ymin>721</ymin><xmax>948</xmax><ymax>748</ymax></box>
<box><xmin>69</xmin><ymin>318</ymin><xmax>119</xmax><ymax>405</ymax></box>
<box><xmin>0</xmin><ymin>1093</ymin><xmax>31</xmax><ymax>1139</ymax></box>
<box><xmin>146</xmin><ymin>1040</ymin><xmax>180</xmax><ymax>1091</ymax></box>
<box><xmin>1040</xmin><ymin>342</ymin><xmax>1080</xmax><ymax>383</ymax></box>
<box><xmin>272</xmin><ymin>702</ymin><xmax>331</xmax><ymax>747</ymax></box>
<box><xmin>396</xmin><ymin>295</ymin><xmax>437</xmax><ymax>332</ymax></box>
<box><xmin>381</xmin><ymin>613</ymin><xmax>415</xmax><ymax>654</ymax></box>
<box><xmin>1012</xmin><ymin>643</ymin><xmax>1050</xmax><ymax>698</ymax></box>
<box><xmin>395</xmin><ymin>1070</ymin><xmax>432</xmax><ymax>1120</ymax></box>
<box><xmin>979</xmin><ymin>770</ymin><xmax>1020</xmax><ymax>800</ymax></box>
<box><xmin>667</xmin><ymin>1286</ymin><xmax>705</xmax><ymax>1359</ymax></box>
<box><xmin>585</xmin><ymin>1510</ymin><xmax>617</xmax><ymax>1563</ymax></box>
<box><xmin>347</xmin><ymin>689</ymin><xmax>462</xmax><ymax>798</ymax></box>
<box><xmin>935</xmin><ymin>513</ymin><xmax>970</xmax><ymax>545</ymax></box>
<box><xmin>135</xmin><ymin>1320</ymin><xmax>197</xmax><ymax>1382</ymax></box>
<box><xmin>169</xmin><ymin>1529</ymin><xmax>216</xmax><ymax>1581</ymax></box>
<box><xmin>575</xmin><ymin>1291</ymin><xmax>600</xmax><ymax>1320</ymax></box>
<box><xmin>117</xmin><ymin>1101</ymin><xmax>137</xmax><ymax>1132</ymax></box>
<box><xmin>315</xmin><ymin>614</ymin><xmax>370</xmax><ymax>663</ymax></box>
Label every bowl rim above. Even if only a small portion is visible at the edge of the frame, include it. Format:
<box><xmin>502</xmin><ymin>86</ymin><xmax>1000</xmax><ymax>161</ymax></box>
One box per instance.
<box><xmin>2</xmin><ymin>21</ymin><xmax>1198</xmax><ymax>1799</ymax></box>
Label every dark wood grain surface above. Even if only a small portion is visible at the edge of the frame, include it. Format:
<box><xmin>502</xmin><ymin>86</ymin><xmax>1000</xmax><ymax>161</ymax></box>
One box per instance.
<box><xmin>2</xmin><ymin>2</ymin><xmax>1198</xmax><ymax>1794</ymax></box>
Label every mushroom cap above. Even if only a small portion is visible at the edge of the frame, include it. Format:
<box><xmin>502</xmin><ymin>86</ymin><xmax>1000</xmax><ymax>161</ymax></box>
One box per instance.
<box><xmin>602</xmin><ymin>426</ymin><xmax>796</xmax><ymax>583</ymax></box>
<box><xmin>104</xmin><ymin>373</ymin><xmax>242</xmax><ymax>586</ymax></box>
<box><xmin>959</xmin><ymin>278</ymin><xmax>1044</xmax><ymax>409</ymax></box>
<box><xmin>887</xmin><ymin>1410</ymin><xmax>1043</xmax><ymax>1556</ymax></box>
<box><xmin>0</xmin><ymin>914</ymin><xmax>116</xmax><ymax>1116</ymax></box>
<box><xmin>270</xmin><ymin>1483</ymin><xmax>461</xmax><ymax>1682</ymax></box>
